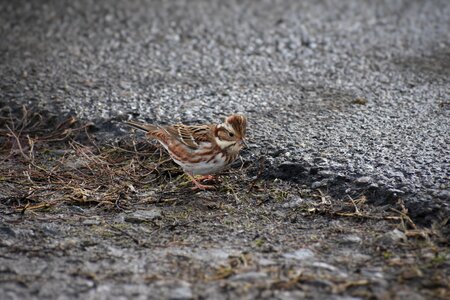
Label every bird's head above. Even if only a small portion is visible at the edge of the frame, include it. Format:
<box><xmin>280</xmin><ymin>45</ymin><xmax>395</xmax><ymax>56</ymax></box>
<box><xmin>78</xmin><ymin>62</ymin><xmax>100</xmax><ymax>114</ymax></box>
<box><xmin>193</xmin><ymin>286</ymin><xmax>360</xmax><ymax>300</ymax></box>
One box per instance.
<box><xmin>214</xmin><ymin>114</ymin><xmax>247</xmax><ymax>152</ymax></box>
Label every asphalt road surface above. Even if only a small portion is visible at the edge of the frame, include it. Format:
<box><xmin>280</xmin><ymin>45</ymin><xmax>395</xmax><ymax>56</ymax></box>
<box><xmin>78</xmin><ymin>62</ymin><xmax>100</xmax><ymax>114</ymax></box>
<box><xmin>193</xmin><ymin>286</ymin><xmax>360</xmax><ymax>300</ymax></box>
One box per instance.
<box><xmin>2</xmin><ymin>0</ymin><xmax>448</xmax><ymax>221</ymax></box>
<box><xmin>1</xmin><ymin>1</ymin><xmax>450</xmax><ymax>299</ymax></box>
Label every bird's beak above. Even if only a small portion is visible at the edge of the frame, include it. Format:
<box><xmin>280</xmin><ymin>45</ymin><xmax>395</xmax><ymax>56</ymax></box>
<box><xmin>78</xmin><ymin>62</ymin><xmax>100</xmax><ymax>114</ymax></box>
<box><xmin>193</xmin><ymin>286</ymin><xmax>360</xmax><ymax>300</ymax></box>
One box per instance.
<box><xmin>240</xmin><ymin>139</ymin><xmax>248</xmax><ymax>148</ymax></box>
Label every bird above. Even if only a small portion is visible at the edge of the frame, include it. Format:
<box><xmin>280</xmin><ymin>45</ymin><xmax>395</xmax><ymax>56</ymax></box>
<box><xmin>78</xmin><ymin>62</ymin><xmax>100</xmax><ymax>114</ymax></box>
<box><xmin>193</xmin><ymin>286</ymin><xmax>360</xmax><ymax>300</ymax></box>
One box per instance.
<box><xmin>124</xmin><ymin>114</ymin><xmax>247</xmax><ymax>190</ymax></box>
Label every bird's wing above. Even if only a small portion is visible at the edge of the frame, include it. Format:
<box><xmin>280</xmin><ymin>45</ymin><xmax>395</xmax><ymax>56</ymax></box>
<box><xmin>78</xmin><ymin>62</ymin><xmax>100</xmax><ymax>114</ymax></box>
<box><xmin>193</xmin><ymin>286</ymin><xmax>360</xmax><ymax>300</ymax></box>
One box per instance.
<box><xmin>164</xmin><ymin>124</ymin><xmax>215</xmax><ymax>149</ymax></box>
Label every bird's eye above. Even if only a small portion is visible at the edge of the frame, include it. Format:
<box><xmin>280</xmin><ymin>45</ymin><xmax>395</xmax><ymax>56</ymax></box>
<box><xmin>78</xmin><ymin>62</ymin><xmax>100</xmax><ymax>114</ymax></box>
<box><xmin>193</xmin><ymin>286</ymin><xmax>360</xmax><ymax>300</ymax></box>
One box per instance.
<box><xmin>229</xmin><ymin>132</ymin><xmax>234</xmax><ymax>137</ymax></box>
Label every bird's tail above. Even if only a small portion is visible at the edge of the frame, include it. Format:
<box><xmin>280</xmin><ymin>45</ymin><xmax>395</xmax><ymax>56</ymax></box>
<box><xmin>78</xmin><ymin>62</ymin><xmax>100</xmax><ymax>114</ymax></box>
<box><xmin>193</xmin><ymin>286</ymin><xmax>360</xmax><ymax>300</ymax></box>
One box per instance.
<box><xmin>124</xmin><ymin>120</ymin><xmax>158</xmax><ymax>133</ymax></box>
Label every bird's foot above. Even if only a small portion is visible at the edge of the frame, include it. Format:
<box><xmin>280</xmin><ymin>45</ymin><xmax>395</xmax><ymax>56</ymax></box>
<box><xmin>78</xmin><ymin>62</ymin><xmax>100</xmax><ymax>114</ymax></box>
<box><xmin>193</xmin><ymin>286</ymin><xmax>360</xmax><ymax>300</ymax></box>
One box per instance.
<box><xmin>186</xmin><ymin>173</ymin><xmax>216</xmax><ymax>190</ymax></box>
<box><xmin>196</xmin><ymin>175</ymin><xmax>217</xmax><ymax>182</ymax></box>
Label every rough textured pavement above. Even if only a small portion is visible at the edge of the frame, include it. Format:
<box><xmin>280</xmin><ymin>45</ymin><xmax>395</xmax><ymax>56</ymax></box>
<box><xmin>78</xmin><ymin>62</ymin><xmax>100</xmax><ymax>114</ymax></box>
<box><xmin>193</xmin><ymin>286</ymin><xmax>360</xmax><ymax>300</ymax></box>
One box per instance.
<box><xmin>1</xmin><ymin>0</ymin><xmax>449</xmax><ymax>222</ymax></box>
<box><xmin>0</xmin><ymin>0</ymin><xmax>449</xmax><ymax>299</ymax></box>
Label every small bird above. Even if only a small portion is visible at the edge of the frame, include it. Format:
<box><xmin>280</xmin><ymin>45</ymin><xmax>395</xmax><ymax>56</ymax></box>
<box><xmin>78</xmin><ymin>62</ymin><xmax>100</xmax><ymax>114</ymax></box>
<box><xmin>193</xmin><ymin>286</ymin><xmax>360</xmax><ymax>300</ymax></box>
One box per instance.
<box><xmin>125</xmin><ymin>114</ymin><xmax>247</xmax><ymax>190</ymax></box>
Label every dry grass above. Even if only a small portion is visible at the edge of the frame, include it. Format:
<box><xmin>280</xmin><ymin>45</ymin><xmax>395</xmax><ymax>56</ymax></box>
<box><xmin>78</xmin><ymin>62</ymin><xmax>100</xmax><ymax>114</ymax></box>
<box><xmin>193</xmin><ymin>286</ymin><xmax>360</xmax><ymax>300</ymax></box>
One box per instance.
<box><xmin>0</xmin><ymin>106</ymin><xmax>183</xmax><ymax>212</ymax></box>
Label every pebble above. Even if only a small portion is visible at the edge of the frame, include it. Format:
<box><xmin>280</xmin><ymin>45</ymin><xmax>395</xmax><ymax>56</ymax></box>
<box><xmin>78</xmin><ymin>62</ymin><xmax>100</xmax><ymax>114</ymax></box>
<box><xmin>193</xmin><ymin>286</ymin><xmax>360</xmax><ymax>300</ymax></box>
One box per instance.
<box><xmin>169</xmin><ymin>282</ymin><xmax>193</xmax><ymax>300</ymax></box>
<box><xmin>275</xmin><ymin>291</ymin><xmax>307</xmax><ymax>300</ymax></box>
<box><xmin>378</xmin><ymin>229</ymin><xmax>407</xmax><ymax>245</ymax></box>
<box><xmin>230</xmin><ymin>271</ymin><xmax>268</xmax><ymax>281</ymax></box>
<box><xmin>341</xmin><ymin>234</ymin><xmax>362</xmax><ymax>244</ymax></box>
<box><xmin>124</xmin><ymin>209</ymin><xmax>162</xmax><ymax>223</ymax></box>
<box><xmin>312</xmin><ymin>262</ymin><xmax>348</xmax><ymax>278</ymax></box>
<box><xmin>311</xmin><ymin>180</ymin><xmax>328</xmax><ymax>189</ymax></box>
<box><xmin>355</xmin><ymin>176</ymin><xmax>372</xmax><ymax>184</ymax></box>
<box><xmin>283</xmin><ymin>248</ymin><xmax>315</xmax><ymax>261</ymax></box>
<box><xmin>281</xmin><ymin>196</ymin><xmax>304</xmax><ymax>208</ymax></box>
<box><xmin>82</xmin><ymin>218</ymin><xmax>102</xmax><ymax>226</ymax></box>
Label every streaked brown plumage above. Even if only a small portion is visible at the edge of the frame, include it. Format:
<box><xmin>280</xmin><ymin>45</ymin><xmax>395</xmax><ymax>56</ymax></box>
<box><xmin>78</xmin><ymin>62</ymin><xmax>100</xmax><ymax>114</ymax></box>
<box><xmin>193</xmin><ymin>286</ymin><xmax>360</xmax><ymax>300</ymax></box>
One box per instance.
<box><xmin>125</xmin><ymin>114</ymin><xmax>247</xmax><ymax>189</ymax></box>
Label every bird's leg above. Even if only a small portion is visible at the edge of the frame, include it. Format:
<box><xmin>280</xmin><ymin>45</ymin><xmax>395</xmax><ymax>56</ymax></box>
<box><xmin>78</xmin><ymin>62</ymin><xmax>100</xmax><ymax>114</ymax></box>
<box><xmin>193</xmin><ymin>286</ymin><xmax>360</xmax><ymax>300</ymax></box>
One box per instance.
<box><xmin>196</xmin><ymin>175</ymin><xmax>217</xmax><ymax>182</ymax></box>
<box><xmin>186</xmin><ymin>173</ymin><xmax>215</xmax><ymax>190</ymax></box>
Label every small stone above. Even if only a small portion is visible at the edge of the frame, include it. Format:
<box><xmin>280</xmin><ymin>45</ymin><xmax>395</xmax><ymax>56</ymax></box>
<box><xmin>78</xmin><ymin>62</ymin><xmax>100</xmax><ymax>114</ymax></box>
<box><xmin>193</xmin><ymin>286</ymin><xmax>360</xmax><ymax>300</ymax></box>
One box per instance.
<box><xmin>119</xmin><ymin>81</ymin><xmax>131</xmax><ymax>89</ymax></box>
<box><xmin>312</xmin><ymin>262</ymin><xmax>349</xmax><ymax>278</ymax></box>
<box><xmin>125</xmin><ymin>209</ymin><xmax>162</xmax><ymax>223</ymax></box>
<box><xmin>69</xmin><ymin>206</ymin><xmax>86</xmax><ymax>213</ymax></box>
<box><xmin>388</xmin><ymin>189</ymin><xmax>405</xmax><ymax>196</ymax></box>
<box><xmin>230</xmin><ymin>271</ymin><xmax>268</xmax><ymax>281</ymax></box>
<box><xmin>65</xmin><ymin>156</ymin><xmax>89</xmax><ymax>169</ymax></box>
<box><xmin>106</xmin><ymin>245</ymin><xmax>127</xmax><ymax>258</ymax></box>
<box><xmin>334</xmin><ymin>251</ymin><xmax>368</xmax><ymax>264</ymax></box>
<box><xmin>368</xmin><ymin>183</ymin><xmax>379</xmax><ymax>189</ymax></box>
<box><xmin>401</xmin><ymin>267</ymin><xmax>423</xmax><ymax>279</ymax></box>
<box><xmin>336</xmin><ymin>173</ymin><xmax>347</xmax><ymax>179</ymax></box>
<box><xmin>318</xmin><ymin>170</ymin><xmax>333</xmax><ymax>177</ymax></box>
<box><xmin>378</xmin><ymin>229</ymin><xmax>407</xmax><ymax>245</ymax></box>
<box><xmin>361</xmin><ymin>267</ymin><xmax>386</xmax><ymax>280</ymax></box>
<box><xmin>356</xmin><ymin>176</ymin><xmax>372</xmax><ymax>184</ymax></box>
<box><xmin>311</xmin><ymin>262</ymin><xmax>338</xmax><ymax>272</ymax></box>
<box><xmin>151</xmin><ymin>280</ymin><xmax>193</xmax><ymax>300</ymax></box>
<box><xmin>258</xmin><ymin>258</ymin><xmax>277</xmax><ymax>266</ymax></box>
<box><xmin>311</xmin><ymin>180</ymin><xmax>327</xmax><ymax>189</ymax></box>
<box><xmin>169</xmin><ymin>282</ymin><xmax>193</xmax><ymax>300</ymax></box>
<box><xmin>114</xmin><ymin>213</ymin><xmax>126</xmax><ymax>223</ymax></box>
<box><xmin>275</xmin><ymin>290</ymin><xmax>307</xmax><ymax>300</ymax></box>
<box><xmin>283</xmin><ymin>248</ymin><xmax>315</xmax><ymax>261</ymax></box>
<box><xmin>389</xmin><ymin>171</ymin><xmax>405</xmax><ymax>178</ymax></box>
<box><xmin>281</xmin><ymin>196</ymin><xmax>303</xmax><ymax>208</ymax></box>
<box><xmin>82</xmin><ymin>218</ymin><xmax>102</xmax><ymax>226</ymax></box>
<box><xmin>341</xmin><ymin>234</ymin><xmax>362</xmax><ymax>244</ymax></box>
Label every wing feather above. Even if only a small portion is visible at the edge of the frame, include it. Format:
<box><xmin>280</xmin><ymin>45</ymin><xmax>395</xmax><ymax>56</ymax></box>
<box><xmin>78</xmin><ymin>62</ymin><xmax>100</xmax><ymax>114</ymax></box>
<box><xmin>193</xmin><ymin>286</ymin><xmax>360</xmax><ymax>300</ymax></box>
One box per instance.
<box><xmin>164</xmin><ymin>124</ymin><xmax>214</xmax><ymax>149</ymax></box>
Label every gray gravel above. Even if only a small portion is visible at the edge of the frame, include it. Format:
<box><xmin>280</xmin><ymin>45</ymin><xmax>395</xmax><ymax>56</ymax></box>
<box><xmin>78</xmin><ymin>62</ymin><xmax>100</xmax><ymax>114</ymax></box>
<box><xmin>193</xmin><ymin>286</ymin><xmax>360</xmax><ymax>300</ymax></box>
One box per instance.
<box><xmin>1</xmin><ymin>1</ymin><xmax>449</xmax><ymax>218</ymax></box>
